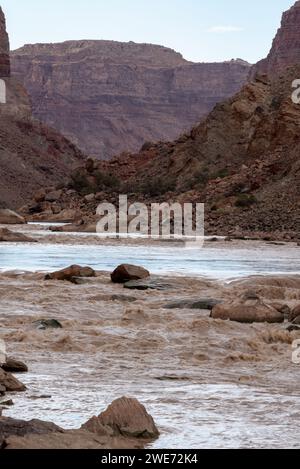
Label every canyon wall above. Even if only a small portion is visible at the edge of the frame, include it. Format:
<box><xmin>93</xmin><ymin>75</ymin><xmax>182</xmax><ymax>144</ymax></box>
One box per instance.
<box><xmin>11</xmin><ymin>41</ymin><xmax>250</xmax><ymax>159</ymax></box>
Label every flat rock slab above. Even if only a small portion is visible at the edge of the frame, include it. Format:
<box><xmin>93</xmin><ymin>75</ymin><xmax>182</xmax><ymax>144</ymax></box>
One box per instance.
<box><xmin>164</xmin><ymin>299</ymin><xmax>222</xmax><ymax>310</ymax></box>
<box><xmin>124</xmin><ymin>279</ymin><xmax>173</xmax><ymax>291</ymax></box>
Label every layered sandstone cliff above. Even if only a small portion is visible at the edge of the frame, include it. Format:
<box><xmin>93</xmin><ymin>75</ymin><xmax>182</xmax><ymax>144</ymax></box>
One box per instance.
<box><xmin>11</xmin><ymin>40</ymin><xmax>250</xmax><ymax>159</ymax></box>
<box><xmin>251</xmin><ymin>0</ymin><xmax>300</xmax><ymax>77</ymax></box>
<box><xmin>0</xmin><ymin>7</ymin><xmax>84</xmax><ymax>209</ymax></box>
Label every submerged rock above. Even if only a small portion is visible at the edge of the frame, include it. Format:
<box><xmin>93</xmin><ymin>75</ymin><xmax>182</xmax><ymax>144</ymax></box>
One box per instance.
<box><xmin>164</xmin><ymin>298</ymin><xmax>222</xmax><ymax>310</ymax></box>
<box><xmin>124</xmin><ymin>278</ymin><xmax>173</xmax><ymax>291</ymax></box>
<box><xmin>111</xmin><ymin>294</ymin><xmax>138</xmax><ymax>303</ymax></box>
<box><xmin>45</xmin><ymin>265</ymin><xmax>96</xmax><ymax>282</ymax></box>
<box><xmin>111</xmin><ymin>264</ymin><xmax>150</xmax><ymax>284</ymax></box>
<box><xmin>32</xmin><ymin>319</ymin><xmax>63</xmax><ymax>330</ymax></box>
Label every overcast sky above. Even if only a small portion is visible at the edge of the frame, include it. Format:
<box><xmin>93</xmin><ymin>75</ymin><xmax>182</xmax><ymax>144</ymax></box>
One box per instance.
<box><xmin>1</xmin><ymin>0</ymin><xmax>296</xmax><ymax>63</ymax></box>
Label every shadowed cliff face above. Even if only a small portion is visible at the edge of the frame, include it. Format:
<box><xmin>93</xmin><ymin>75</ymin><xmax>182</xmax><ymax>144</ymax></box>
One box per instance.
<box><xmin>11</xmin><ymin>40</ymin><xmax>250</xmax><ymax>159</ymax></box>
<box><xmin>0</xmin><ymin>6</ymin><xmax>9</xmax><ymax>77</ymax></box>
<box><xmin>0</xmin><ymin>8</ymin><xmax>85</xmax><ymax>209</ymax></box>
<box><xmin>251</xmin><ymin>0</ymin><xmax>300</xmax><ymax>78</ymax></box>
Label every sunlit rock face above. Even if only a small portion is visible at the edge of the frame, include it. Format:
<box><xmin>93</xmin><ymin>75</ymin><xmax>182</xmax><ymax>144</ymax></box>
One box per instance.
<box><xmin>251</xmin><ymin>1</ymin><xmax>300</xmax><ymax>78</ymax></box>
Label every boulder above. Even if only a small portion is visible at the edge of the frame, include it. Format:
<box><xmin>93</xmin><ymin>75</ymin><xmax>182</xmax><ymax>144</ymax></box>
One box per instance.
<box><xmin>2</xmin><ymin>358</ymin><xmax>28</xmax><ymax>373</ymax></box>
<box><xmin>211</xmin><ymin>293</ymin><xmax>284</xmax><ymax>324</ymax></box>
<box><xmin>32</xmin><ymin>319</ymin><xmax>62</xmax><ymax>330</ymax></box>
<box><xmin>0</xmin><ymin>228</ymin><xmax>36</xmax><ymax>243</ymax></box>
<box><xmin>0</xmin><ymin>209</ymin><xmax>25</xmax><ymax>225</ymax></box>
<box><xmin>45</xmin><ymin>265</ymin><xmax>96</xmax><ymax>281</ymax></box>
<box><xmin>83</xmin><ymin>397</ymin><xmax>159</xmax><ymax>440</ymax></box>
<box><xmin>1</xmin><ymin>397</ymin><xmax>159</xmax><ymax>449</ymax></box>
<box><xmin>111</xmin><ymin>264</ymin><xmax>150</xmax><ymax>284</ymax></box>
<box><xmin>289</xmin><ymin>305</ymin><xmax>300</xmax><ymax>323</ymax></box>
<box><xmin>0</xmin><ymin>369</ymin><xmax>26</xmax><ymax>392</ymax></box>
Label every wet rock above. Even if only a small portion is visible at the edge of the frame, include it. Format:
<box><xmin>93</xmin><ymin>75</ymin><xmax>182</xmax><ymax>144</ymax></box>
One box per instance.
<box><xmin>2</xmin><ymin>397</ymin><xmax>159</xmax><ymax>449</ymax></box>
<box><xmin>0</xmin><ymin>228</ymin><xmax>37</xmax><ymax>243</ymax></box>
<box><xmin>211</xmin><ymin>293</ymin><xmax>284</xmax><ymax>324</ymax></box>
<box><xmin>164</xmin><ymin>298</ymin><xmax>222</xmax><ymax>310</ymax></box>
<box><xmin>0</xmin><ymin>209</ymin><xmax>25</xmax><ymax>224</ymax></box>
<box><xmin>0</xmin><ymin>399</ymin><xmax>13</xmax><ymax>406</ymax></box>
<box><xmin>111</xmin><ymin>294</ymin><xmax>138</xmax><ymax>303</ymax></box>
<box><xmin>2</xmin><ymin>358</ymin><xmax>28</xmax><ymax>373</ymax></box>
<box><xmin>83</xmin><ymin>397</ymin><xmax>159</xmax><ymax>440</ymax></box>
<box><xmin>0</xmin><ymin>369</ymin><xmax>26</xmax><ymax>392</ymax></box>
<box><xmin>111</xmin><ymin>264</ymin><xmax>150</xmax><ymax>284</ymax></box>
<box><xmin>45</xmin><ymin>265</ymin><xmax>96</xmax><ymax>281</ymax></box>
<box><xmin>124</xmin><ymin>279</ymin><xmax>172</xmax><ymax>291</ymax></box>
<box><xmin>289</xmin><ymin>305</ymin><xmax>300</xmax><ymax>323</ymax></box>
<box><xmin>32</xmin><ymin>319</ymin><xmax>62</xmax><ymax>330</ymax></box>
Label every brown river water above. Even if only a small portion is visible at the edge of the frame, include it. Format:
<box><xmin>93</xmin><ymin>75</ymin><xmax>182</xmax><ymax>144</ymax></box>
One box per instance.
<box><xmin>0</xmin><ymin>227</ymin><xmax>299</xmax><ymax>448</ymax></box>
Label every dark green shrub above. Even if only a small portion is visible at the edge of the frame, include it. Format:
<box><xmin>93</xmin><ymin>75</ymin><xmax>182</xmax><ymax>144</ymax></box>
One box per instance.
<box><xmin>235</xmin><ymin>194</ymin><xmax>258</xmax><ymax>208</ymax></box>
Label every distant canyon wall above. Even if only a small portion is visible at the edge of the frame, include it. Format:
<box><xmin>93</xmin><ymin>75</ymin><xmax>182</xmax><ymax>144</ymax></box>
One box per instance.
<box><xmin>11</xmin><ymin>41</ymin><xmax>250</xmax><ymax>159</ymax></box>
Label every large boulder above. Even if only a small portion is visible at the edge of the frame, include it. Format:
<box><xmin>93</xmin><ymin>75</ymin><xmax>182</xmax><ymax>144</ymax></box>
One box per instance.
<box><xmin>211</xmin><ymin>292</ymin><xmax>284</xmax><ymax>324</ymax></box>
<box><xmin>83</xmin><ymin>397</ymin><xmax>159</xmax><ymax>440</ymax></box>
<box><xmin>0</xmin><ymin>209</ymin><xmax>25</xmax><ymax>225</ymax></box>
<box><xmin>0</xmin><ymin>368</ymin><xmax>26</xmax><ymax>392</ymax></box>
<box><xmin>0</xmin><ymin>228</ymin><xmax>36</xmax><ymax>243</ymax></box>
<box><xmin>111</xmin><ymin>264</ymin><xmax>150</xmax><ymax>284</ymax></box>
<box><xmin>1</xmin><ymin>397</ymin><xmax>159</xmax><ymax>449</ymax></box>
<box><xmin>45</xmin><ymin>265</ymin><xmax>96</xmax><ymax>281</ymax></box>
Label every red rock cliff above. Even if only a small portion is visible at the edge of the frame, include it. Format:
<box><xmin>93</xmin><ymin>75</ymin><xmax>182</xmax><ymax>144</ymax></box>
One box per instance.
<box><xmin>251</xmin><ymin>1</ymin><xmax>300</xmax><ymax>77</ymax></box>
<box><xmin>11</xmin><ymin>41</ymin><xmax>250</xmax><ymax>159</ymax></box>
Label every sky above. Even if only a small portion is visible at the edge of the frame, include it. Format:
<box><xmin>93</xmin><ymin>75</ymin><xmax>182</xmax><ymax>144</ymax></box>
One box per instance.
<box><xmin>0</xmin><ymin>0</ymin><xmax>296</xmax><ymax>63</ymax></box>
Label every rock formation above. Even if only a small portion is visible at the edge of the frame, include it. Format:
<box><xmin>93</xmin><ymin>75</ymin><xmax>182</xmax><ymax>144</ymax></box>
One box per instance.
<box><xmin>0</xmin><ymin>7</ymin><xmax>85</xmax><ymax>209</ymax></box>
<box><xmin>251</xmin><ymin>0</ymin><xmax>300</xmax><ymax>77</ymax></box>
<box><xmin>0</xmin><ymin>7</ymin><xmax>9</xmax><ymax>77</ymax></box>
<box><xmin>1</xmin><ymin>397</ymin><xmax>159</xmax><ymax>449</ymax></box>
<box><xmin>11</xmin><ymin>40</ymin><xmax>250</xmax><ymax>159</ymax></box>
